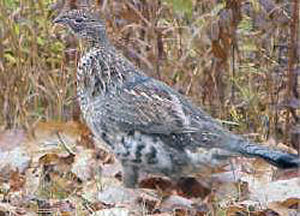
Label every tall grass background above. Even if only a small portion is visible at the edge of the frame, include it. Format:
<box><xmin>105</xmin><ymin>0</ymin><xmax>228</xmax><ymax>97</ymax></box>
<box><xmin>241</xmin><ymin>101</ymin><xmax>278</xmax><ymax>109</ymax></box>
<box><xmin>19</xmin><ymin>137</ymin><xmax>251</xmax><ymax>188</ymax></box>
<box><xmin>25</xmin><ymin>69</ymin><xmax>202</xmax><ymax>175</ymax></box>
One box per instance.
<box><xmin>0</xmin><ymin>0</ymin><xmax>299</xmax><ymax>148</ymax></box>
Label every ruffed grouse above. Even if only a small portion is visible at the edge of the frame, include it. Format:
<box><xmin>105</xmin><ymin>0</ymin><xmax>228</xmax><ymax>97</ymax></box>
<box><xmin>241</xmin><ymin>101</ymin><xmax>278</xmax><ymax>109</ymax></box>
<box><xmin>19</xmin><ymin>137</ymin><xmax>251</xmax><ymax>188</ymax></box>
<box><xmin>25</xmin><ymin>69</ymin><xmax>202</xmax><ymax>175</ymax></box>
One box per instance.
<box><xmin>54</xmin><ymin>10</ymin><xmax>299</xmax><ymax>188</ymax></box>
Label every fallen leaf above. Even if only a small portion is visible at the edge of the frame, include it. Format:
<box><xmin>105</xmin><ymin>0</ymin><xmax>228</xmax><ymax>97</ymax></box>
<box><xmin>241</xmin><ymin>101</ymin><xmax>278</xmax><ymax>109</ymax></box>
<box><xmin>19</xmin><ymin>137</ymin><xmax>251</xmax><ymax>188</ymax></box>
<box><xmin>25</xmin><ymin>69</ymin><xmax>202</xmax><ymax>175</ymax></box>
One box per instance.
<box><xmin>97</xmin><ymin>186</ymin><xmax>138</xmax><ymax>205</ymax></box>
<box><xmin>9</xmin><ymin>170</ymin><xmax>26</xmax><ymax>192</ymax></box>
<box><xmin>0</xmin><ymin>129</ymin><xmax>26</xmax><ymax>151</ymax></box>
<box><xmin>160</xmin><ymin>195</ymin><xmax>193</xmax><ymax>211</ymax></box>
<box><xmin>0</xmin><ymin>146</ymin><xmax>31</xmax><ymax>175</ymax></box>
<box><xmin>249</xmin><ymin>177</ymin><xmax>300</xmax><ymax>204</ymax></box>
<box><xmin>92</xmin><ymin>207</ymin><xmax>130</xmax><ymax>216</ymax></box>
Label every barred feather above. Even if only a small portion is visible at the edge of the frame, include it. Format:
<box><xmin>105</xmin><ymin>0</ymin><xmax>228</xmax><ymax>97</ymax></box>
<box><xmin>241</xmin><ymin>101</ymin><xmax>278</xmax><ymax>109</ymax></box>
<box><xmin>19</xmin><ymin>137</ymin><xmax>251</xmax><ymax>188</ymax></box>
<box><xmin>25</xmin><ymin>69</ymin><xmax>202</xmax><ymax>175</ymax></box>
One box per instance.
<box><xmin>54</xmin><ymin>9</ymin><xmax>300</xmax><ymax>188</ymax></box>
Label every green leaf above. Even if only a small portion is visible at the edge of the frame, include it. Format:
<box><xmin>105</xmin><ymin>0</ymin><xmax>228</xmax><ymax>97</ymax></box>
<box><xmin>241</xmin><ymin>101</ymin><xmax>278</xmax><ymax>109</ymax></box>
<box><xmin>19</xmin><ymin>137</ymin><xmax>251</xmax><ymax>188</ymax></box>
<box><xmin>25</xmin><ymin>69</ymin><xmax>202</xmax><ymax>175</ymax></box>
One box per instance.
<box><xmin>164</xmin><ymin>0</ymin><xmax>193</xmax><ymax>17</ymax></box>
<box><xmin>37</xmin><ymin>36</ymin><xmax>45</xmax><ymax>46</ymax></box>
<box><xmin>13</xmin><ymin>23</ymin><xmax>19</xmax><ymax>35</ymax></box>
<box><xmin>4</xmin><ymin>0</ymin><xmax>18</xmax><ymax>8</ymax></box>
<box><xmin>50</xmin><ymin>41</ymin><xmax>64</xmax><ymax>53</ymax></box>
<box><xmin>238</xmin><ymin>15</ymin><xmax>253</xmax><ymax>32</ymax></box>
<box><xmin>4</xmin><ymin>52</ymin><xmax>17</xmax><ymax>64</ymax></box>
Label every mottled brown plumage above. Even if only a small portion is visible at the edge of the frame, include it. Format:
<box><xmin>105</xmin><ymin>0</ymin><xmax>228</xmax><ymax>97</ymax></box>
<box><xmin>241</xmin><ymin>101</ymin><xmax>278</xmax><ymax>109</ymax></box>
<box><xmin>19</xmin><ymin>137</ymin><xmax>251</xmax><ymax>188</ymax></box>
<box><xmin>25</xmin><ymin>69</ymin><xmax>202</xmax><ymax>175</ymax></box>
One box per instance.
<box><xmin>54</xmin><ymin>10</ymin><xmax>300</xmax><ymax>188</ymax></box>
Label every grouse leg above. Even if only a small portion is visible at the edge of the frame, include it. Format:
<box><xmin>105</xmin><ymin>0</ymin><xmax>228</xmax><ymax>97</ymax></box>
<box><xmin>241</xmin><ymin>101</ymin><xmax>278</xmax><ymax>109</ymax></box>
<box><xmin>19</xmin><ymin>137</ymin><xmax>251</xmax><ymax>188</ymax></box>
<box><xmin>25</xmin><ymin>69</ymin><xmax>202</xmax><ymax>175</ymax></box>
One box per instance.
<box><xmin>122</xmin><ymin>164</ymin><xmax>140</xmax><ymax>188</ymax></box>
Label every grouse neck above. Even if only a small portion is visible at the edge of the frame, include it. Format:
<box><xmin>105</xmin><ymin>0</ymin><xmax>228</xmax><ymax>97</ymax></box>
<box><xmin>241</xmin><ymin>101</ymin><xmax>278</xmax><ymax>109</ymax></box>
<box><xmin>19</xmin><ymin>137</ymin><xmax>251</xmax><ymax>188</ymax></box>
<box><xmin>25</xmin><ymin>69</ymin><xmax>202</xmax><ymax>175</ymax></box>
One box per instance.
<box><xmin>84</xmin><ymin>38</ymin><xmax>114</xmax><ymax>52</ymax></box>
<box><xmin>82</xmin><ymin>28</ymin><xmax>111</xmax><ymax>48</ymax></box>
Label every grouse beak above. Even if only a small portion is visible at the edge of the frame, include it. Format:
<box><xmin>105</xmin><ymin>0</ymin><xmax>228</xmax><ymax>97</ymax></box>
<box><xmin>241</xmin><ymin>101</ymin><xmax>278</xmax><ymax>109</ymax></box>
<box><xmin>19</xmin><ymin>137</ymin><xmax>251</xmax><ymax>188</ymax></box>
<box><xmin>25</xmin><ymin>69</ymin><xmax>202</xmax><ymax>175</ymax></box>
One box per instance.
<box><xmin>53</xmin><ymin>16</ymin><xmax>67</xmax><ymax>25</ymax></box>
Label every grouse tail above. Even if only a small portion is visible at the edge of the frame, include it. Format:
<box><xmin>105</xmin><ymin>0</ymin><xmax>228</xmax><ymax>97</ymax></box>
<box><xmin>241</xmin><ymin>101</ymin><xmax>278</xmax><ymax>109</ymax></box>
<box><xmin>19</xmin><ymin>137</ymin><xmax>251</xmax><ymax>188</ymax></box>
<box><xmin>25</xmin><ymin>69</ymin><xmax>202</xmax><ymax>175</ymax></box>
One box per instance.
<box><xmin>227</xmin><ymin>137</ymin><xmax>300</xmax><ymax>169</ymax></box>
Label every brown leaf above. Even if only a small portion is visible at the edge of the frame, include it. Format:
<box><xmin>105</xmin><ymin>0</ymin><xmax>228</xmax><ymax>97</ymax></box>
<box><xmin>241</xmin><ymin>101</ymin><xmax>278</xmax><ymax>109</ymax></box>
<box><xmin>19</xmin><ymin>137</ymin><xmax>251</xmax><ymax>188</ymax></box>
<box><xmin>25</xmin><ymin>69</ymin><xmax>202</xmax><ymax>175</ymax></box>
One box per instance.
<box><xmin>281</xmin><ymin>198</ymin><xmax>300</xmax><ymax>209</ymax></box>
<box><xmin>93</xmin><ymin>147</ymin><xmax>115</xmax><ymax>164</ymax></box>
<box><xmin>139</xmin><ymin>177</ymin><xmax>174</xmax><ymax>192</ymax></box>
<box><xmin>9</xmin><ymin>170</ymin><xmax>26</xmax><ymax>192</ymax></box>
<box><xmin>39</xmin><ymin>153</ymin><xmax>60</xmax><ymax>166</ymax></box>
<box><xmin>38</xmin><ymin>153</ymin><xmax>80</xmax><ymax>198</ymax></box>
<box><xmin>211</xmin><ymin>41</ymin><xmax>227</xmax><ymax>60</ymax></box>
<box><xmin>176</xmin><ymin>177</ymin><xmax>210</xmax><ymax>198</ymax></box>
<box><xmin>226</xmin><ymin>205</ymin><xmax>266</xmax><ymax>216</ymax></box>
<box><xmin>268</xmin><ymin>201</ymin><xmax>296</xmax><ymax>216</ymax></box>
<box><xmin>137</xmin><ymin>191</ymin><xmax>160</xmax><ymax>212</ymax></box>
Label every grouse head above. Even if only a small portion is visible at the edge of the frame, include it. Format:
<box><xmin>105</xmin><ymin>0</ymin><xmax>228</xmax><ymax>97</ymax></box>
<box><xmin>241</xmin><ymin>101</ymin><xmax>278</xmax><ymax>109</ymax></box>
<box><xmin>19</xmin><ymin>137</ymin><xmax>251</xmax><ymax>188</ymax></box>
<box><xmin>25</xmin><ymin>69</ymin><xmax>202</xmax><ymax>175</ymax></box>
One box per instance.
<box><xmin>54</xmin><ymin>10</ymin><xmax>107</xmax><ymax>44</ymax></box>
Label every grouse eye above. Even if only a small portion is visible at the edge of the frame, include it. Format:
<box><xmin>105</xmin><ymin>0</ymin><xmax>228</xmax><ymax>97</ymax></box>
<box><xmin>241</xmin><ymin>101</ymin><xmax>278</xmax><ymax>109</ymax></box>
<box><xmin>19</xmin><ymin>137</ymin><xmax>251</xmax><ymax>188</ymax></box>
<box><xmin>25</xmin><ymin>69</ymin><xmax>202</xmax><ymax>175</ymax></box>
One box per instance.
<box><xmin>75</xmin><ymin>18</ymin><xmax>83</xmax><ymax>23</ymax></box>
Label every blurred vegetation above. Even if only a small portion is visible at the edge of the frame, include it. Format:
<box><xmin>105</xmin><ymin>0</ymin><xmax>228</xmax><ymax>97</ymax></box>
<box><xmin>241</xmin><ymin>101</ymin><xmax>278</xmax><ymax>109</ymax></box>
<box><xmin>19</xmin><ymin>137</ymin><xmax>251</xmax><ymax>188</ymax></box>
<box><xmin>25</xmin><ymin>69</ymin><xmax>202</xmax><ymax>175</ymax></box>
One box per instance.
<box><xmin>0</xmin><ymin>0</ymin><xmax>299</xmax><ymax>147</ymax></box>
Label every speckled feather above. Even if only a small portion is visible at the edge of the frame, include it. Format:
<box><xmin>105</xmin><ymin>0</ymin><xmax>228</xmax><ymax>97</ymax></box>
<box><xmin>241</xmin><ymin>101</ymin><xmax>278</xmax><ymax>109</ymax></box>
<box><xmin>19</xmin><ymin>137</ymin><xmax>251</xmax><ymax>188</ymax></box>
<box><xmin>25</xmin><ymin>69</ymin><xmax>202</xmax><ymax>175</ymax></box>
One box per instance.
<box><xmin>54</xmin><ymin>10</ymin><xmax>300</xmax><ymax>187</ymax></box>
